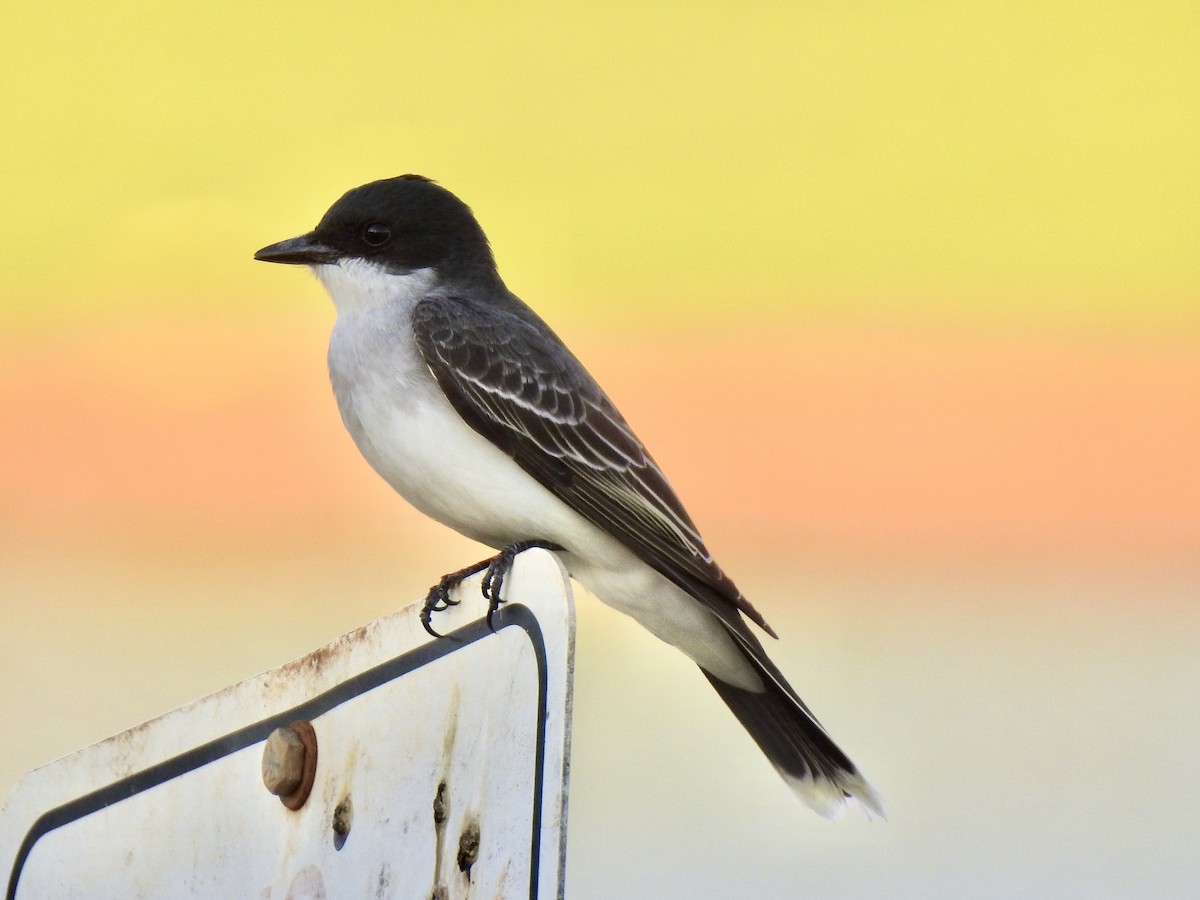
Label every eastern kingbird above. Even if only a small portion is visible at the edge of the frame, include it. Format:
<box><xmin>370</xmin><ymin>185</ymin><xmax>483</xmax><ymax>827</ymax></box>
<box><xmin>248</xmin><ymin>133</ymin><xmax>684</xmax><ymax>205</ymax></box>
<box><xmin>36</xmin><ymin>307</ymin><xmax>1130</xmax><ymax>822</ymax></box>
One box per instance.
<box><xmin>255</xmin><ymin>175</ymin><xmax>882</xmax><ymax>819</ymax></box>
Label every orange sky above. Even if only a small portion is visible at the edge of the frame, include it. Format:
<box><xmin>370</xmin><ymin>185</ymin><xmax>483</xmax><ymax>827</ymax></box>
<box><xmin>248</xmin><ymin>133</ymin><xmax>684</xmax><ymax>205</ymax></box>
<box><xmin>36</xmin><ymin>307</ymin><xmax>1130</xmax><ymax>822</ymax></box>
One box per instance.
<box><xmin>4</xmin><ymin>317</ymin><xmax>1196</xmax><ymax>566</ymax></box>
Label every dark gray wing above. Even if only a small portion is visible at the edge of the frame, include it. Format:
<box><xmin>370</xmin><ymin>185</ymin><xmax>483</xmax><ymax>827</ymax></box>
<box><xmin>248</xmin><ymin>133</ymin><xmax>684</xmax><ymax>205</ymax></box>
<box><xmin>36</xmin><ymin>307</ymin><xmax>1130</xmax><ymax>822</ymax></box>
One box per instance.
<box><xmin>412</xmin><ymin>295</ymin><xmax>775</xmax><ymax>637</ymax></box>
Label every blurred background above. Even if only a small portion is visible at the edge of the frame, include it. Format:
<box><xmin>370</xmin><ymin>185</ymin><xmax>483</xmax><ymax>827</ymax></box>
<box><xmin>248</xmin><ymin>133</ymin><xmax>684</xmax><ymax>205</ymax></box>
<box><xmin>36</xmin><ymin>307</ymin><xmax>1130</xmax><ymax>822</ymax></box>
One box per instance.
<box><xmin>2</xmin><ymin>2</ymin><xmax>1197</xmax><ymax>896</ymax></box>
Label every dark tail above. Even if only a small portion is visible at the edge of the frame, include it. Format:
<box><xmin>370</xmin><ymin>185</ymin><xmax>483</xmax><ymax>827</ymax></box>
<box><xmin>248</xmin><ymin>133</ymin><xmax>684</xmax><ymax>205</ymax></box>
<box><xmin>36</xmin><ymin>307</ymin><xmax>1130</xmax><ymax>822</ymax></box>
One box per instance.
<box><xmin>703</xmin><ymin>647</ymin><xmax>884</xmax><ymax>819</ymax></box>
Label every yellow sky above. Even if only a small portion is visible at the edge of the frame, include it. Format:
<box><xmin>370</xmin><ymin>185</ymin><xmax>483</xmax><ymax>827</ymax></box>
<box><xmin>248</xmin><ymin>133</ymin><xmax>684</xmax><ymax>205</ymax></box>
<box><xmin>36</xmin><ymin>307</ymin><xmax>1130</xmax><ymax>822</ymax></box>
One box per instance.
<box><xmin>1</xmin><ymin>2</ymin><xmax>1196</xmax><ymax>328</ymax></box>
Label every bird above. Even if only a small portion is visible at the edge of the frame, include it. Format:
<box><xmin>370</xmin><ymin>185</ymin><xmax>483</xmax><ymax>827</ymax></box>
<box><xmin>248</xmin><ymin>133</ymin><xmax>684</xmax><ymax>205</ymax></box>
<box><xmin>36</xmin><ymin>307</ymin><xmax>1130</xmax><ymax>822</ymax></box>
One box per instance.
<box><xmin>254</xmin><ymin>175</ymin><xmax>882</xmax><ymax>819</ymax></box>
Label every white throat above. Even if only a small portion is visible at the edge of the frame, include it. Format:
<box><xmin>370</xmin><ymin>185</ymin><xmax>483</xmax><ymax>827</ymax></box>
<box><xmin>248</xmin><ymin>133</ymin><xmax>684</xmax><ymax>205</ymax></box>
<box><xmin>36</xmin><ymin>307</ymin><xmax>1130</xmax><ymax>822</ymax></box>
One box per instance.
<box><xmin>313</xmin><ymin>259</ymin><xmax>438</xmax><ymax>315</ymax></box>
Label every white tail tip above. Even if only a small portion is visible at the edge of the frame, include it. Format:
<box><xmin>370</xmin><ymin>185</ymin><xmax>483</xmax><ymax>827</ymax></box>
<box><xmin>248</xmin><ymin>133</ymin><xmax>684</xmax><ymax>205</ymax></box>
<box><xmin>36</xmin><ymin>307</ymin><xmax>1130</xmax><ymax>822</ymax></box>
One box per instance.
<box><xmin>782</xmin><ymin>769</ymin><xmax>887</xmax><ymax>821</ymax></box>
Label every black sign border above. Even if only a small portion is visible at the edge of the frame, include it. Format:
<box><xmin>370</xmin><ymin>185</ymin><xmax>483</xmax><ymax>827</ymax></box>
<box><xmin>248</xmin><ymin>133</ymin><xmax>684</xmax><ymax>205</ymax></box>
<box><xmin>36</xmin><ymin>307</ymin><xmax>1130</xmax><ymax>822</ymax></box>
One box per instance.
<box><xmin>6</xmin><ymin>605</ymin><xmax>553</xmax><ymax>899</ymax></box>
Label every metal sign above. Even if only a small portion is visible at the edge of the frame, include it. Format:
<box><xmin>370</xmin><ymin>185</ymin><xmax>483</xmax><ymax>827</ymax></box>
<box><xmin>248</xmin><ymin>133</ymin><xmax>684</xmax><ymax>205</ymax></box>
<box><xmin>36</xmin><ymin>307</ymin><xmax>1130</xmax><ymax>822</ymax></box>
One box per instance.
<box><xmin>1</xmin><ymin>549</ymin><xmax>575</xmax><ymax>899</ymax></box>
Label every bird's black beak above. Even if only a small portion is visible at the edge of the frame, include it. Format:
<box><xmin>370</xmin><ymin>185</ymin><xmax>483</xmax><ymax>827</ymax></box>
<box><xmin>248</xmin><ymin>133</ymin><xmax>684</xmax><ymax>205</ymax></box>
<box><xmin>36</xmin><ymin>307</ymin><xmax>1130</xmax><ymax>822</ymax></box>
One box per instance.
<box><xmin>254</xmin><ymin>233</ymin><xmax>341</xmax><ymax>266</ymax></box>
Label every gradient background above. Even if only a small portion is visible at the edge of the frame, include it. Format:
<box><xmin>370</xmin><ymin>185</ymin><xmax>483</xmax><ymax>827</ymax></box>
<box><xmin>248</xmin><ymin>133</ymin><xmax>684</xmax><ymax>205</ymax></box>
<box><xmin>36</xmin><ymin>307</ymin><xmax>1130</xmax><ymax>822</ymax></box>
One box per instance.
<box><xmin>2</xmin><ymin>3</ymin><xmax>1198</xmax><ymax>897</ymax></box>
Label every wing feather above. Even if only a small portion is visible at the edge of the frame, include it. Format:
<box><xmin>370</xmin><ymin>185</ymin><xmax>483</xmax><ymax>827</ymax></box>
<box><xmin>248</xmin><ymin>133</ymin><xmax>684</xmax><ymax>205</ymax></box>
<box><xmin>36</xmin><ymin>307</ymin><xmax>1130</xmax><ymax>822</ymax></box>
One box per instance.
<box><xmin>412</xmin><ymin>296</ymin><xmax>774</xmax><ymax>635</ymax></box>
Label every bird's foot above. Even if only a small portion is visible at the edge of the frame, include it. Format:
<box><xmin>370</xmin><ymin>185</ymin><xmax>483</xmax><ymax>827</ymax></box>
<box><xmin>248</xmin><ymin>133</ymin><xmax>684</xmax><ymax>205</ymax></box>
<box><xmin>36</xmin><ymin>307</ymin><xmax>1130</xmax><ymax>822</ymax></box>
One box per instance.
<box><xmin>420</xmin><ymin>557</ymin><xmax>493</xmax><ymax>638</ymax></box>
<box><xmin>482</xmin><ymin>540</ymin><xmax>563</xmax><ymax>631</ymax></box>
<box><xmin>420</xmin><ymin>541</ymin><xmax>563</xmax><ymax>637</ymax></box>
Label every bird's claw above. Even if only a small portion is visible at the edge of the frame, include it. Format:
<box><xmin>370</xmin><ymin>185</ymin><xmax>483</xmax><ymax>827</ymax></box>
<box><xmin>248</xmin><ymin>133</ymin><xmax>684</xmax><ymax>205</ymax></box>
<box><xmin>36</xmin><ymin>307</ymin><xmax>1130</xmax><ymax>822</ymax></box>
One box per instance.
<box><xmin>421</xmin><ymin>541</ymin><xmax>564</xmax><ymax>637</ymax></box>
<box><xmin>482</xmin><ymin>540</ymin><xmax>564</xmax><ymax>631</ymax></box>
<box><xmin>482</xmin><ymin>547</ymin><xmax>518</xmax><ymax>631</ymax></box>
<box><xmin>420</xmin><ymin>561</ymin><xmax>487</xmax><ymax>638</ymax></box>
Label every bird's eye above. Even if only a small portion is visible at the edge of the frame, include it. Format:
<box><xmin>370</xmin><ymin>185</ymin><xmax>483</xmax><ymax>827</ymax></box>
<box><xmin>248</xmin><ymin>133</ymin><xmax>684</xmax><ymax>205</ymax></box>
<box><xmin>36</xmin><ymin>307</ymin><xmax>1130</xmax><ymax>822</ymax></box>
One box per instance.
<box><xmin>362</xmin><ymin>223</ymin><xmax>391</xmax><ymax>247</ymax></box>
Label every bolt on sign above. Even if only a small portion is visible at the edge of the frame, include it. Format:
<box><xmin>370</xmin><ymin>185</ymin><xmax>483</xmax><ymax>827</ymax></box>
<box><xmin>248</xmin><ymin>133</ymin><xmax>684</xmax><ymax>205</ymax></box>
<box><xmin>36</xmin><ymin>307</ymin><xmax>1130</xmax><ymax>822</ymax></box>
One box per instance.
<box><xmin>0</xmin><ymin>550</ymin><xmax>575</xmax><ymax>899</ymax></box>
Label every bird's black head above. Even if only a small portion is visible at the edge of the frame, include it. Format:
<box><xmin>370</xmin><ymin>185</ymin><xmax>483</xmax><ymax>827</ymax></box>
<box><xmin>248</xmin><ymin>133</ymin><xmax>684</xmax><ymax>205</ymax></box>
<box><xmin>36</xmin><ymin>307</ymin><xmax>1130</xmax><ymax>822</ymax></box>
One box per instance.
<box><xmin>255</xmin><ymin>175</ymin><xmax>498</xmax><ymax>283</ymax></box>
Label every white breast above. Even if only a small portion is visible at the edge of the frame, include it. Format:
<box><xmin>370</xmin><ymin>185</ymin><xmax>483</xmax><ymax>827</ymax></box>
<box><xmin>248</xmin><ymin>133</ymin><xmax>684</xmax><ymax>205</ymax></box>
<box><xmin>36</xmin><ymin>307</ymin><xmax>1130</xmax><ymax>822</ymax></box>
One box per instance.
<box><xmin>320</xmin><ymin>262</ymin><xmax>589</xmax><ymax>549</ymax></box>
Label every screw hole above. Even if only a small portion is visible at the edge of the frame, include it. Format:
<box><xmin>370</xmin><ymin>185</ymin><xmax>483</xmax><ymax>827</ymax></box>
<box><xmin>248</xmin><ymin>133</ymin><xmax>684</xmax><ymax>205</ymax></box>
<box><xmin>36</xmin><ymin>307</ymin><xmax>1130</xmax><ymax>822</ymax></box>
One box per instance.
<box><xmin>332</xmin><ymin>795</ymin><xmax>353</xmax><ymax>851</ymax></box>
<box><xmin>433</xmin><ymin>781</ymin><xmax>448</xmax><ymax>825</ymax></box>
<box><xmin>456</xmin><ymin>820</ymin><xmax>480</xmax><ymax>874</ymax></box>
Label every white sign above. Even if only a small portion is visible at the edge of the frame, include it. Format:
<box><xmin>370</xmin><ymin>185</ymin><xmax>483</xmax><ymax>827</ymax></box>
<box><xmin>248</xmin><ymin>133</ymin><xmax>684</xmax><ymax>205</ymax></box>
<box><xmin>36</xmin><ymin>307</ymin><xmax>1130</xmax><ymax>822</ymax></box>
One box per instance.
<box><xmin>1</xmin><ymin>549</ymin><xmax>575</xmax><ymax>899</ymax></box>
